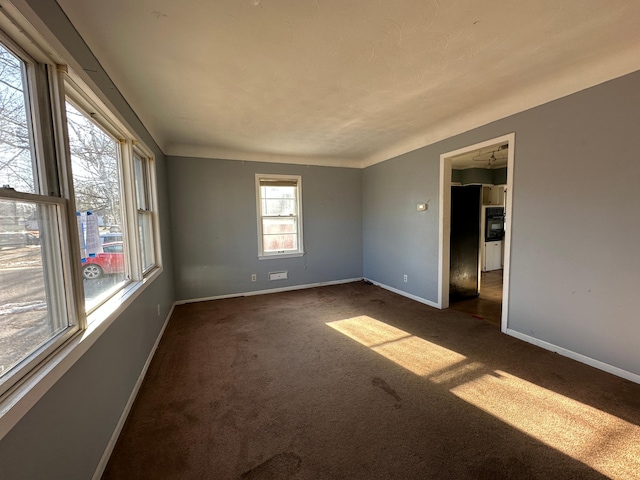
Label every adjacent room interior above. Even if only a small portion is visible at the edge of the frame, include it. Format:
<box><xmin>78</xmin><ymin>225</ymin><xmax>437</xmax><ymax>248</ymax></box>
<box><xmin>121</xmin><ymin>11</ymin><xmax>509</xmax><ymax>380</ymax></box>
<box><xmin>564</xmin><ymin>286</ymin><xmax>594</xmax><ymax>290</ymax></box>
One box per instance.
<box><xmin>0</xmin><ymin>1</ymin><xmax>639</xmax><ymax>479</ymax></box>
<box><xmin>446</xmin><ymin>138</ymin><xmax>511</xmax><ymax>327</ymax></box>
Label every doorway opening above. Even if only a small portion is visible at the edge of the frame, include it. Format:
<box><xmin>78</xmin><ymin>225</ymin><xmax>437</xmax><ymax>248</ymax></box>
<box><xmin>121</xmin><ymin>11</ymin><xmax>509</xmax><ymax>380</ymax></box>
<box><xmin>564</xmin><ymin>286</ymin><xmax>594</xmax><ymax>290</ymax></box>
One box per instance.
<box><xmin>438</xmin><ymin>133</ymin><xmax>515</xmax><ymax>332</ymax></box>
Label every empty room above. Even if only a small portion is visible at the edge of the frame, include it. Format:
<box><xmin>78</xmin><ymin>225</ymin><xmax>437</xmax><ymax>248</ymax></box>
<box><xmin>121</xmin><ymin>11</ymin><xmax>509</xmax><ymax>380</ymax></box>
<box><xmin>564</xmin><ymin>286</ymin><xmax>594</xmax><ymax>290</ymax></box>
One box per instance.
<box><xmin>0</xmin><ymin>1</ymin><xmax>639</xmax><ymax>479</ymax></box>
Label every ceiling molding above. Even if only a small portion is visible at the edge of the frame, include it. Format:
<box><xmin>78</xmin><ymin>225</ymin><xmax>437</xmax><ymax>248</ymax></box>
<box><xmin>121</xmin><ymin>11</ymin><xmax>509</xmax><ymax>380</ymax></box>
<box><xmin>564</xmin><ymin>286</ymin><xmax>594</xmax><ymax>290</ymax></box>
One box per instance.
<box><xmin>165</xmin><ymin>143</ymin><xmax>360</xmax><ymax>169</ymax></box>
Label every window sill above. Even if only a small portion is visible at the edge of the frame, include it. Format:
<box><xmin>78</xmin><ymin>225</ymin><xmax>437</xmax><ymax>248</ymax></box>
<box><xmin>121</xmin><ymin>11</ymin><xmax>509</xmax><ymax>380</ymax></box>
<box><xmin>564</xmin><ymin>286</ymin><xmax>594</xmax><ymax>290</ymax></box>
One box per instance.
<box><xmin>258</xmin><ymin>252</ymin><xmax>305</xmax><ymax>260</ymax></box>
<box><xmin>0</xmin><ymin>266</ymin><xmax>163</xmax><ymax>442</ymax></box>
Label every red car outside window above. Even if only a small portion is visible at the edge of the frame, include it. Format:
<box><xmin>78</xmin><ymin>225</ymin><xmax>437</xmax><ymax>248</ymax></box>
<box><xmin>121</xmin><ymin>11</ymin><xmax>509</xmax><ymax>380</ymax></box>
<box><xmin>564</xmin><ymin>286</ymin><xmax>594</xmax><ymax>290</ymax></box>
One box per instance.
<box><xmin>82</xmin><ymin>242</ymin><xmax>124</xmax><ymax>279</ymax></box>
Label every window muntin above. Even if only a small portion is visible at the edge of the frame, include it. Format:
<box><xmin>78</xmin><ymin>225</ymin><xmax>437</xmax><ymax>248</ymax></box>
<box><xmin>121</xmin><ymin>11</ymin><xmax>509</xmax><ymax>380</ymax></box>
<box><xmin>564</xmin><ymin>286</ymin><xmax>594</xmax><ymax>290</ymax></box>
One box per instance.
<box><xmin>65</xmin><ymin>100</ymin><xmax>128</xmax><ymax>312</ymax></box>
<box><xmin>256</xmin><ymin>175</ymin><xmax>303</xmax><ymax>258</ymax></box>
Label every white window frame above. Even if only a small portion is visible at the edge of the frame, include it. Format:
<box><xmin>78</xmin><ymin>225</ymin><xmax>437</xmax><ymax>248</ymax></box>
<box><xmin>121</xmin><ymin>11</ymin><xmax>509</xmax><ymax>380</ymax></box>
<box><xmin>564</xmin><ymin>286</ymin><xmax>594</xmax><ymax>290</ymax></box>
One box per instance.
<box><xmin>64</xmin><ymin>79</ymin><xmax>162</xmax><ymax>312</ymax></box>
<box><xmin>0</xmin><ymin>2</ymin><xmax>163</xmax><ymax>440</ymax></box>
<box><xmin>0</xmin><ymin>31</ymin><xmax>80</xmax><ymax>398</ymax></box>
<box><xmin>255</xmin><ymin>174</ymin><xmax>304</xmax><ymax>259</ymax></box>
<box><xmin>129</xmin><ymin>145</ymin><xmax>160</xmax><ymax>276</ymax></box>
<box><xmin>64</xmin><ymin>87</ymin><xmax>134</xmax><ymax>314</ymax></box>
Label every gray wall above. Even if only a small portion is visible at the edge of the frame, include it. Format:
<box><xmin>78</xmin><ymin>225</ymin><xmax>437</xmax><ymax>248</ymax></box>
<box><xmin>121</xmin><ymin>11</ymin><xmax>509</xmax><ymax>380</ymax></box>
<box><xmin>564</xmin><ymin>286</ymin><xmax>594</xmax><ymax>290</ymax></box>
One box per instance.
<box><xmin>168</xmin><ymin>157</ymin><xmax>363</xmax><ymax>300</ymax></box>
<box><xmin>0</xmin><ymin>1</ymin><xmax>175</xmax><ymax>478</ymax></box>
<box><xmin>363</xmin><ymin>150</ymin><xmax>440</xmax><ymax>300</ymax></box>
<box><xmin>363</xmin><ymin>70</ymin><xmax>640</xmax><ymax>377</ymax></box>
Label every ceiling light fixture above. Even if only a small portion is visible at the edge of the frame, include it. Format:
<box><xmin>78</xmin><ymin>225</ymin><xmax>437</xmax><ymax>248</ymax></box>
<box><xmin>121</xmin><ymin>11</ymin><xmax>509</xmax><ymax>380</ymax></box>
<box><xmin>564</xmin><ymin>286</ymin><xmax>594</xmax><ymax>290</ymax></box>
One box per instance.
<box><xmin>487</xmin><ymin>153</ymin><xmax>496</xmax><ymax>169</ymax></box>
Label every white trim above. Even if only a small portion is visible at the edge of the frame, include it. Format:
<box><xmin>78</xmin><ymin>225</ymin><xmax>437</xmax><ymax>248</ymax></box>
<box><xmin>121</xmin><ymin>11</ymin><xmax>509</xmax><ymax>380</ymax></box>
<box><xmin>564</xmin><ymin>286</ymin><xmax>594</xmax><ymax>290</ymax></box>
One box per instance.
<box><xmin>166</xmin><ymin>143</ymin><xmax>359</xmax><ymax>169</ymax></box>
<box><xmin>64</xmin><ymin>77</ymin><xmax>129</xmax><ymax>142</ymax></box>
<box><xmin>438</xmin><ymin>153</ymin><xmax>451</xmax><ymax>310</ymax></box>
<box><xmin>364</xmin><ymin>278</ymin><xmax>440</xmax><ymax>309</ymax></box>
<box><xmin>506</xmin><ymin>329</ymin><xmax>640</xmax><ymax>385</ymax></box>
<box><xmin>501</xmin><ymin>138</ymin><xmax>516</xmax><ymax>332</ymax></box>
<box><xmin>174</xmin><ymin>278</ymin><xmax>363</xmax><ymax>305</ymax></box>
<box><xmin>438</xmin><ymin>133</ymin><xmax>515</xmax><ymax>334</ymax></box>
<box><xmin>258</xmin><ymin>252</ymin><xmax>304</xmax><ymax>260</ymax></box>
<box><xmin>92</xmin><ymin>301</ymin><xmax>175</xmax><ymax>480</ymax></box>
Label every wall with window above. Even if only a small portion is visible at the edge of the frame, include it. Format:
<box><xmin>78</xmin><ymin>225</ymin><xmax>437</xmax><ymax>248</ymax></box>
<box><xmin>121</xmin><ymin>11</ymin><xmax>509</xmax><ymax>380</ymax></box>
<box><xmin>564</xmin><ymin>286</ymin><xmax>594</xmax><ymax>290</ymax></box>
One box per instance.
<box><xmin>168</xmin><ymin>157</ymin><xmax>362</xmax><ymax>301</ymax></box>
<box><xmin>0</xmin><ymin>1</ymin><xmax>175</xmax><ymax>478</ymax></box>
<box><xmin>363</xmin><ymin>69</ymin><xmax>640</xmax><ymax>379</ymax></box>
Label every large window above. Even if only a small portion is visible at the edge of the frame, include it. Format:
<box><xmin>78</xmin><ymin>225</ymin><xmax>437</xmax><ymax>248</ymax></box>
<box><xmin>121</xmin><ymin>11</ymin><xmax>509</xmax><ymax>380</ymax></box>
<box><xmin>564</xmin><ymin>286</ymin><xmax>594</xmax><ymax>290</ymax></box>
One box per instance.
<box><xmin>255</xmin><ymin>174</ymin><xmax>304</xmax><ymax>258</ymax></box>
<box><xmin>0</xmin><ymin>18</ymin><xmax>161</xmax><ymax>403</ymax></box>
<box><xmin>66</xmin><ymin>100</ymin><xmax>128</xmax><ymax>312</ymax></box>
<box><xmin>0</xmin><ymin>40</ymin><xmax>76</xmax><ymax>396</ymax></box>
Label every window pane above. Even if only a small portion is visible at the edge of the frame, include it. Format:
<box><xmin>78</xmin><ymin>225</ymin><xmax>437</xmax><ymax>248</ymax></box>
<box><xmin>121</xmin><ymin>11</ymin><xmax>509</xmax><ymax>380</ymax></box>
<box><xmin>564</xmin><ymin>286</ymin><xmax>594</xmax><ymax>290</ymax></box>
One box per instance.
<box><xmin>263</xmin><ymin>233</ymin><xmax>297</xmax><ymax>252</ymax></box>
<box><xmin>66</xmin><ymin>101</ymin><xmax>127</xmax><ymax>311</ymax></box>
<box><xmin>263</xmin><ymin>217</ymin><xmax>296</xmax><ymax>234</ymax></box>
<box><xmin>0</xmin><ymin>43</ymin><xmax>36</xmax><ymax>193</ymax></box>
<box><xmin>261</xmin><ymin>186</ymin><xmax>296</xmax><ymax>216</ymax></box>
<box><xmin>138</xmin><ymin>212</ymin><xmax>154</xmax><ymax>271</ymax></box>
<box><xmin>263</xmin><ymin>198</ymin><xmax>296</xmax><ymax>216</ymax></box>
<box><xmin>262</xmin><ymin>185</ymin><xmax>296</xmax><ymax>199</ymax></box>
<box><xmin>0</xmin><ymin>199</ymin><xmax>70</xmax><ymax>380</ymax></box>
<box><xmin>262</xmin><ymin>218</ymin><xmax>297</xmax><ymax>252</ymax></box>
<box><xmin>133</xmin><ymin>154</ymin><xmax>146</xmax><ymax>210</ymax></box>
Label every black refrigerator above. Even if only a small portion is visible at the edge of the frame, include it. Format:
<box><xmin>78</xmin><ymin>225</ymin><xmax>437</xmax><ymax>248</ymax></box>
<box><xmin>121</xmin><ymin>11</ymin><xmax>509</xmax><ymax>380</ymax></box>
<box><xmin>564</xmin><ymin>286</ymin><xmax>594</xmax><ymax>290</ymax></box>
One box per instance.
<box><xmin>450</xmin><ymin>185</ymin><xmax>481</xmax><ymax>302</ymax></box>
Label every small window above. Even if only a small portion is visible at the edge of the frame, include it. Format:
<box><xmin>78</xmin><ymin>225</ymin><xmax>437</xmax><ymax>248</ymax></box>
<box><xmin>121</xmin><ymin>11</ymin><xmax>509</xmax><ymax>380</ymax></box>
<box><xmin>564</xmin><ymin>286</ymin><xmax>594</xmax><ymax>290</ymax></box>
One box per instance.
<box><xmin>255</xmin><ymin>174</ymin><xmax>304</xmax><ymax>259</ymax></box>
<box><xmin>133</xmin><ymin>152</ymin><xmax>156</xmax><ymax>272</ymax></box>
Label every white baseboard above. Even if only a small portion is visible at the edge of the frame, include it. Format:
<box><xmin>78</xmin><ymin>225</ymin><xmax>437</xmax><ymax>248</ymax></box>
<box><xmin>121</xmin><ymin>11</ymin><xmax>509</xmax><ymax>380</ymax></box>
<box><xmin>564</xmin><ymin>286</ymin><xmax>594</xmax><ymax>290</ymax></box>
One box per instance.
<box><xmin>175</xmin><ymin>278</ymin><xmax>364</xmax><ymax>305</ymax></box>
<box><xmin>92</xmin><ymin>302</ymin><xmax>175</xmax><ymax>480</ymax></box>
<box><xmin>363</xmin><ymin>278</ymin><xmax>440</xmax><ymax>309</ymax></box>
<box><xmin>506</xmin><ymin>329</ymin><xmax>640</xmax><ymax>384</ymax></box>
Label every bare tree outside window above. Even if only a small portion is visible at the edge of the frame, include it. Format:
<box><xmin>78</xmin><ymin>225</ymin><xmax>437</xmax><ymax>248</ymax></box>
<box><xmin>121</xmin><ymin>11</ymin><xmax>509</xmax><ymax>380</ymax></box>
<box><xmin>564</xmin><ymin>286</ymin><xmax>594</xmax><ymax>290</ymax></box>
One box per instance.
<box><xmin>0</xmin><ymin>24</ymin><xmax>160</xmax><ymax>396</ymax></box>
<box><xmin>65</xmin><ymin>102</ymin><xmax>122</xmax><ymax>227</ymax></box>
<box><xmin>66</xmin><ymin>101</ymin><xmax>127</xmax><ymax>309</ymax></box>
<box><xmin>0</xmin><ymin>44</ymin><xmax>70</xmax><ymax>385</ymax></box>
<box><xmin>0</xmin><ymin>44</ymin><xmax>35</xmax><ymax>194</ymax></box>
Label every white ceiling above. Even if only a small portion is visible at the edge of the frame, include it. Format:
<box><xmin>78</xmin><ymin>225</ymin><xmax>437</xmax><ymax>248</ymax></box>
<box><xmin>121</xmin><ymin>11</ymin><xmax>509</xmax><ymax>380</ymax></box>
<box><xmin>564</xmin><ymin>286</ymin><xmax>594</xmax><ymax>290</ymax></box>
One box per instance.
<box><xmin>56</xmin><ymin>0</ymin><xmax>640</xmax><ymax>168</ymax></box>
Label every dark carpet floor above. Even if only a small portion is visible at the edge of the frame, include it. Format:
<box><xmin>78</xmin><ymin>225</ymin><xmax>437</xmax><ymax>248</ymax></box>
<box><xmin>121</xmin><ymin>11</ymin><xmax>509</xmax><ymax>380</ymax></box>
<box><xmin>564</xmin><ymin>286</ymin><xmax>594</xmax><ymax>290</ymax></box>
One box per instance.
<box><xmin>103</xmin><ymin>281</ymin><xmax>640</xmax><ymax>480</ymax></box>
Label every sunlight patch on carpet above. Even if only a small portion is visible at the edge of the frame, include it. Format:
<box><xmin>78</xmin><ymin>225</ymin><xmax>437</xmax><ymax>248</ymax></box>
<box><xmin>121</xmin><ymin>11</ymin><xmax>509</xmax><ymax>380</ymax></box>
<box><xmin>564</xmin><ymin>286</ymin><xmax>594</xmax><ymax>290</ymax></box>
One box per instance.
<box><xmin>451</xmin><ymin>370</ymin><xmax>640</xmax><ymax>479</ymax></box>
<box><xmin>327</xmin><ymin>315</ymin><xmax>465</xmax><ymax>376</ymax></box>
<box><xmin>327</xmin><ymin>315</ymin><xmax>640</xmax><ymax>479</ymax></box>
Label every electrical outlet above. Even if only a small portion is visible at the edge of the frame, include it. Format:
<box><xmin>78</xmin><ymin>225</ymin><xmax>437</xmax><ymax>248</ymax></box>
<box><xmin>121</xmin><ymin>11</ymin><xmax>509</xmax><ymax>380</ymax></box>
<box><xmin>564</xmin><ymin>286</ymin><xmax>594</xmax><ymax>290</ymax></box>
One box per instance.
<box><xmin>403</xmin><ymin>274</ymin><xmax>408</xmax><ymax>282</ymax></box>
<box><xmin>251</xmin><ymin>274</ymin><xmax>257</xmax><ymax>282</ymax></box>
